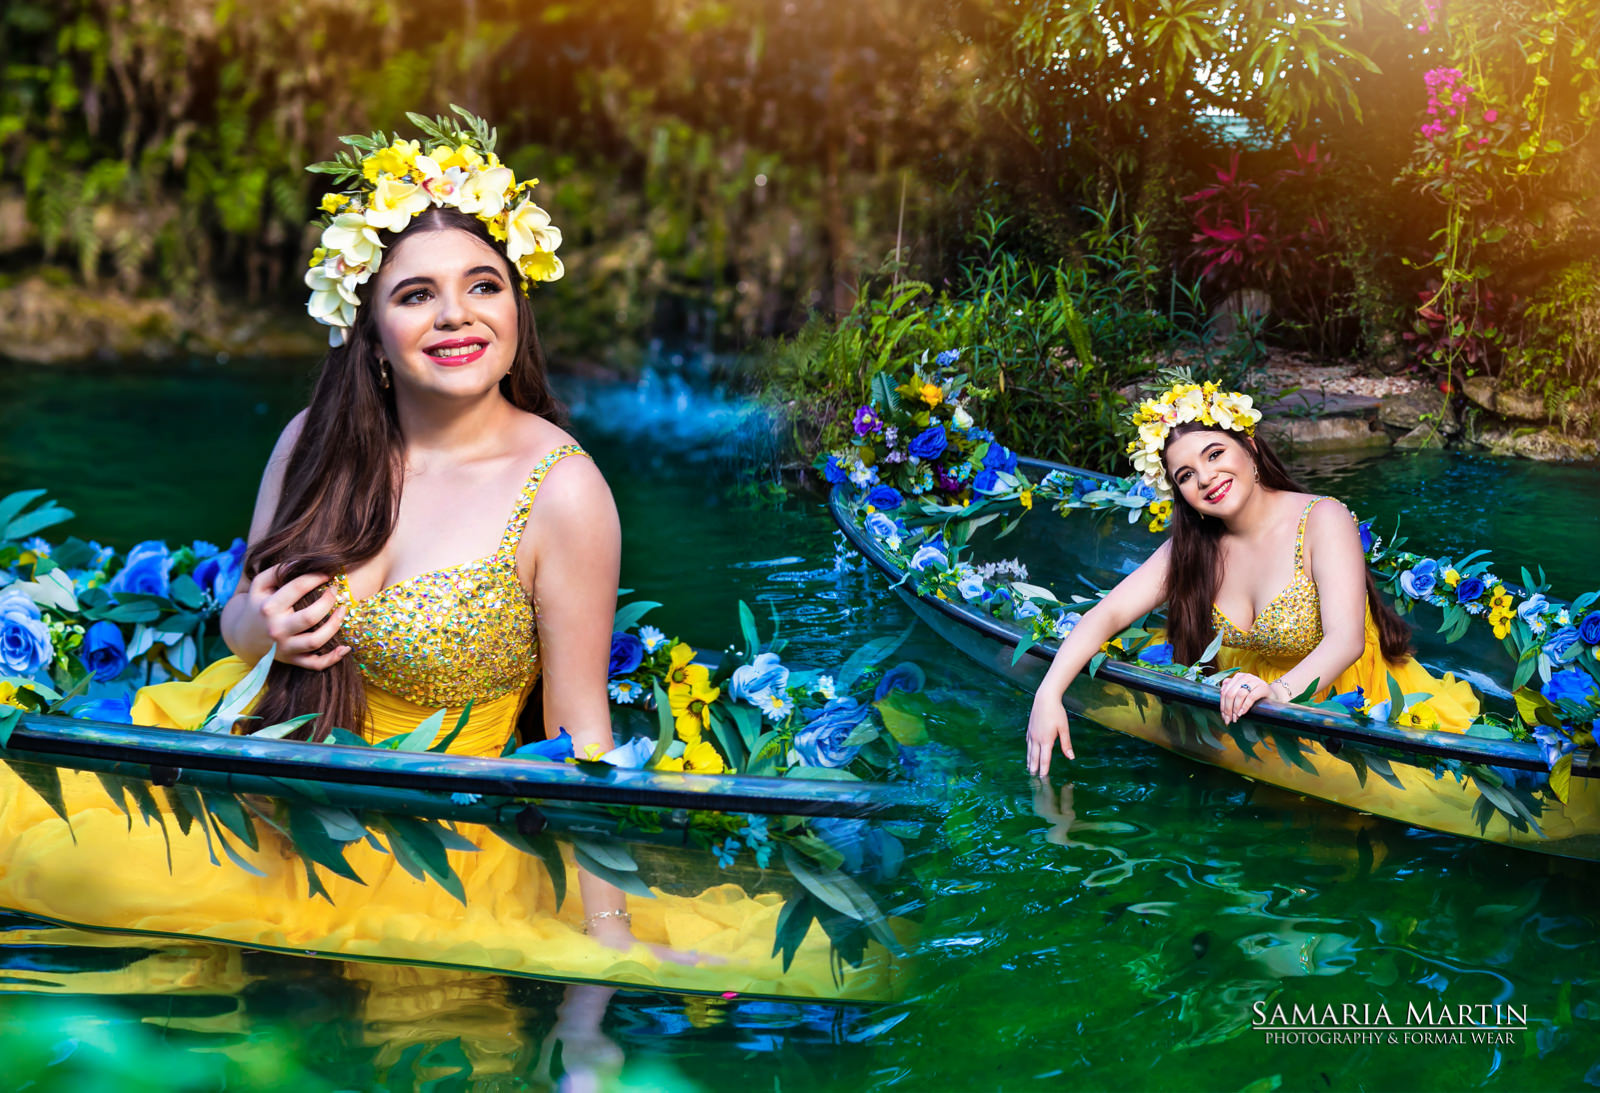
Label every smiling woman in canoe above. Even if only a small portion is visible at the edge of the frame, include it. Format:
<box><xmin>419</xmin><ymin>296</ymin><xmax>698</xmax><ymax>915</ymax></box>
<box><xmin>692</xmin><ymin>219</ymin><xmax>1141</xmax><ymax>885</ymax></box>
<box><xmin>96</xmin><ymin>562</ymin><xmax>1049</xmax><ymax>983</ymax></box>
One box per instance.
<box><xmin>1026</xmin><ymin>381</ymin><xmax>1479</xmax><ymax>775</ymax></box>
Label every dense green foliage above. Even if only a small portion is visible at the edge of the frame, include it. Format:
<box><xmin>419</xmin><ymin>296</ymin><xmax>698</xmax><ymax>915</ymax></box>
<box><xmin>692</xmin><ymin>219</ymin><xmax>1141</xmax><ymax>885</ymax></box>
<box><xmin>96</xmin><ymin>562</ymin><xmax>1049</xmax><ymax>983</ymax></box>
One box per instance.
<box><xmin>2</xmin><ymin>0</ymin><xmax>1595</xmax><ymax>433</ymax></box>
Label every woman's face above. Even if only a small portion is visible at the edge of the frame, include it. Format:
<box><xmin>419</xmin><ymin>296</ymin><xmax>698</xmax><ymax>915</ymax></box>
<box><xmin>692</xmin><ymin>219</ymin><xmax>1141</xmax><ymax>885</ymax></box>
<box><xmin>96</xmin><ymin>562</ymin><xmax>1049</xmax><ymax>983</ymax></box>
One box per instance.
<box><xmin>1164</xmin><ymin>429</ymin><xmax>1258</xmax><ymax>517</ymax></box>
<box><xmin>370</xmin><ymin>227</ymin><xmax>520</xmax><ymax>399</ymax></box>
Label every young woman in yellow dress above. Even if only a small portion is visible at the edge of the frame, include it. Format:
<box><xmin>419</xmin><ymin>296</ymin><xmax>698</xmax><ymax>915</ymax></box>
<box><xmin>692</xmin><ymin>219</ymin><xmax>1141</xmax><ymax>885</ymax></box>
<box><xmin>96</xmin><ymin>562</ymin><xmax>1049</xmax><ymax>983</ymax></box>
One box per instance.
<box><xmin>1025</xmin><ymin>381</ymin><xmax>1480</xmax><ymax>777</ymax></box>
<box><xmin>0</xmin><ymin>115</ymin><xmax>901</xmax><ymax>1002</ymax></box>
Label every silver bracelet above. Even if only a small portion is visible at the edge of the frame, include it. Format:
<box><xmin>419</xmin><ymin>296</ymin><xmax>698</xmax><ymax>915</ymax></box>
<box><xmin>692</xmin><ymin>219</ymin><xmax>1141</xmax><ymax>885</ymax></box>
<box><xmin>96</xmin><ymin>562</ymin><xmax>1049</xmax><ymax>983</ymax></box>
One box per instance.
<box><xmin>583</xmin><ymin>909</ymin><xmax>632</xmax><ymax>932</ymax></box>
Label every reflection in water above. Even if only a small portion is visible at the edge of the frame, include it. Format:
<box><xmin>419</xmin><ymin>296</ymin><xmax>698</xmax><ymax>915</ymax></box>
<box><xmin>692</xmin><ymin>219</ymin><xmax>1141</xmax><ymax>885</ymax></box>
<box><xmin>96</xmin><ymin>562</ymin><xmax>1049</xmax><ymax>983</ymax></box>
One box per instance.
<box><xmin>1</xmin><ymin>362</ymin><xmax>1598</xmax><ymax>1088</ymax></box>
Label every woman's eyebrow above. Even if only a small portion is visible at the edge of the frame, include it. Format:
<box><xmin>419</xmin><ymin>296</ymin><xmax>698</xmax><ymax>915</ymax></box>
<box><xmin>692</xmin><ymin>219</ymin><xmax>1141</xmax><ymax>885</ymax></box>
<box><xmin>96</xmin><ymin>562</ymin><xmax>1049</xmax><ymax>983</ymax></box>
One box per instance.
<box><xmin>388</xmin><ymin>275</ymin><xmax>434</xmax><ymax>297</ymax></box>
<box><xmin>464</xmin><ymin>265</ymin><xmax>503</xmax><ymax>279</ymax></box>
<box><xmin>1171</xmin><ymin>442</ymin><xmax>1225</xmax><ymax>474</ymax></box>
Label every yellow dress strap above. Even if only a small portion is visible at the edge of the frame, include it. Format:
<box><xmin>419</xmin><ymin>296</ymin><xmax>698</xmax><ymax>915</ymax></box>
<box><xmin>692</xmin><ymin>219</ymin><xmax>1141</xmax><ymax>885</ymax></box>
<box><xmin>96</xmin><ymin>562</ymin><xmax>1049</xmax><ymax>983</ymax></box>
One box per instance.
<box><xmin>495</xmin><ymin>444</ymin><xmax>590</xmax><ymax>560</ymax></box>
<box><xmin>1293</xmin><ymin>496</ymin><xmax>1331</xmax><ymax>572</ymax></box>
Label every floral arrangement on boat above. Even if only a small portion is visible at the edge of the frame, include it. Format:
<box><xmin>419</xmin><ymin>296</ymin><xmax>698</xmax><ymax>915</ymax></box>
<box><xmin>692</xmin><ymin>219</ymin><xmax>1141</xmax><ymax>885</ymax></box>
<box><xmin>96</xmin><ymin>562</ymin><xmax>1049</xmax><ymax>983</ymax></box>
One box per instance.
<box><xmin>0</xmin><ymin>489</ymin><xmax>933</xmax><ymax>968</ymax></box>
<box><xmin>824</xmin><ymin>353</ymin><xmax>1600</xmax><ymax>803</ymax></box>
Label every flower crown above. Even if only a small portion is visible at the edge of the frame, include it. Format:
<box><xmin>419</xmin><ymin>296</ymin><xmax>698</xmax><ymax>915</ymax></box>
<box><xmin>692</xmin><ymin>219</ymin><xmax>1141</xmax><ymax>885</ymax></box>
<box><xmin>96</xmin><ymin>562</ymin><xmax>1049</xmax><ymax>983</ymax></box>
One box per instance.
<box><xmin>1126</xmin><ymin>381</ymin><xmax>1262</xmax><ymax>496</ymax></box>
<box><xmin>303</xmin><ymin>106</ymin><xmax>562</xmax><ymax>347</ymax></box>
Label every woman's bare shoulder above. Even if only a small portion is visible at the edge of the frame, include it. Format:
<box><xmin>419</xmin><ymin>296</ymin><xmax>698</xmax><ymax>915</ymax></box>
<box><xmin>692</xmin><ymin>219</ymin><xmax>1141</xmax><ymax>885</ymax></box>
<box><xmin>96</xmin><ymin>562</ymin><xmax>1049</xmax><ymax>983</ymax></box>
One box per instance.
<box><xmin>509</xmin><ymin>413</ymin><xmax>609</xmax><ymax>504</ymax></box>
<box><xmin>268</xmin><ymin>408</ymin><xmax>311</xmax><ymax>466</ymax></box>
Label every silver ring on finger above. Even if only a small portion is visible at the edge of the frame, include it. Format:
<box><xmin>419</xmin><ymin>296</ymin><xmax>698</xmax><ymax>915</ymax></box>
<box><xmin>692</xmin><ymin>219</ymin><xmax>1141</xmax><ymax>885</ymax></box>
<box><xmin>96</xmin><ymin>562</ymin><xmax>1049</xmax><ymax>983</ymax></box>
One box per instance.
<box><xmin>1239</xmin><ymin>682</ymin><xmax>1252</xmax><ymax>693</ymax></box>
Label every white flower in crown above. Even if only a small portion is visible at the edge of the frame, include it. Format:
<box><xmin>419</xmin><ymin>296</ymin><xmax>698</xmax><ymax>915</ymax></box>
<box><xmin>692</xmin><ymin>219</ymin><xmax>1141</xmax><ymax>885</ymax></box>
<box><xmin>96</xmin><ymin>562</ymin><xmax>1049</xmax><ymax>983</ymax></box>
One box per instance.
<box><xmin>363</xmin><ymin>175</ymin><xmax>431</xmax><ymax>232</ymax></box>
<box><xmin>321</xmin><ymin>213</ymin><xmax>383</xmax><ymax>270</ymax></box>
<box><xmin>1211</xmin><ymin>392</ymin><xmax>1261</xmax><ymax>432</ymax></box>
<box><xmin>305</xmin><ymin>259</ymin><xmax>362</xmax><ymax>346</ymax></box>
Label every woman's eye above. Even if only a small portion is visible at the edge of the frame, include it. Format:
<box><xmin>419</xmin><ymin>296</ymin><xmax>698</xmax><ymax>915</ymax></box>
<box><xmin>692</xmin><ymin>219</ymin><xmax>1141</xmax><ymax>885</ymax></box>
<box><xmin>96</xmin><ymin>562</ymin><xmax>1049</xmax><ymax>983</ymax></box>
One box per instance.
<box><xmin>470</xmin><ymin>279</ymin><xmax>502</xmax><ymax>294</ymax></box>
<box><xmin>1208</xmin><ymin>449</ymin><xmax>1221</xmax><ymax>461</ymax></box>
<box><xmin>400</xmin><ymin>289</ymin><xmax>431</xmax><ymax>305</ymax></box>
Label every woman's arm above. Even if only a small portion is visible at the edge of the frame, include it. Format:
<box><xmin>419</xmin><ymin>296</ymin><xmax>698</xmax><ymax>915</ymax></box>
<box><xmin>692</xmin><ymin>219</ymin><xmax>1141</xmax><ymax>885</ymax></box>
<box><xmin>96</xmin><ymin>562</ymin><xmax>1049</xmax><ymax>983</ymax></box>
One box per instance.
<box><xmin>219</xmin><ymin>409</ymin><xmax>350</xmax><ymax>668</ymax></box>
<box><xmin>1220</xmin><ymin>498</ymin><xmax>1368</xmax><ymax>722</ymax></box>
<box><xmin>521</xmin><ymin>454</ymin><xmax>621</xmax><ymax>759</ymax></box>
<box><xmin>1026</xmin><ymin>540</ymin><xmax>1172</xmax><ymax>775</ymax></box>
<box><xmin>520</xmin><ymin>453</ymin><xmax>628</xmax><ymax>945</ymax></box>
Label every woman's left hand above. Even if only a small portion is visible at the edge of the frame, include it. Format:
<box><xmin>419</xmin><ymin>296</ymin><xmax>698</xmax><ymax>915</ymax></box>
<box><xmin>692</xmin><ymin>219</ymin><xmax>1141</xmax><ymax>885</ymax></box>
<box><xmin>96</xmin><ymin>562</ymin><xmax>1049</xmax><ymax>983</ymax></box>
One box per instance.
<box><xmin>1218</xmin><ymin>672</ymin><xmax>1273</xmax><ymax>724</ymax></box>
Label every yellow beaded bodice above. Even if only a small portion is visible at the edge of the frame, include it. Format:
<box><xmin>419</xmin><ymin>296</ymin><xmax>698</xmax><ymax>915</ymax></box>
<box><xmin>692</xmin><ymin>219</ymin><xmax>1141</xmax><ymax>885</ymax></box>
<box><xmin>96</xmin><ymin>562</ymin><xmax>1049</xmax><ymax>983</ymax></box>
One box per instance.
<box><xmin>1211</xmin><ymin>496</ymin><xmax>1327</xmax><ymax>660</ymax></box>
<box><xmin>332</xmin><ymin>444</ymin><xmax>589</xmax><ymax>708</ymax></box>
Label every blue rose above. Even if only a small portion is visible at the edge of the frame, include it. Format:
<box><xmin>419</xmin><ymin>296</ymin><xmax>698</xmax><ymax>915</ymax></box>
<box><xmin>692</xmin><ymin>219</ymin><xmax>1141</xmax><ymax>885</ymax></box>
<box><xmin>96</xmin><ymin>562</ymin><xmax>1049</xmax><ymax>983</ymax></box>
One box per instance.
<box><xmin>822</xmin><ymin>456</ymin><xmax>847</xmax><ymax>485</ymax></box>
<box><xmin>1070</xmin><ymin>477</ymin><xmax>1095</xmax><ymax>501</ymax></box>
<box><xmin>1545</xmin><ymin>625</ymin><xmax>1581</xmax><ymax>664</ymax></box>
<box><xmin>190</xmin><ymin>540</ymin><xmax>220</xmax><ymax>560</ymax></box>
<box><xmin>1137</xmin><ymin>642</ymin><xmax>1174</xmax><ymax>666</ymax></box>
<box><xmin>1516</xmin><ymin>593</ymin><xmax>1549</xmax><ymax>624</ymax></box>
<box><xmin>1399</xmin><ymin>559</ymin><xmax>1438</xmax><ymax>599</ymax></box>
<box><xmin>865</xmin><ymin>486</ymin><xmax>903</xmax><ymax>511</ymax></box>
<box><xmin>1358</xmin><ymin>521</ymin><xmax>1374</xmax><ymax>553</ymax></box>
<box><xmin>192</xmin><ymin>537</ymin><xmax>247</xmax><ymax>602</ymax></box>
<box><xmin>909</xmin><ymin>545</ymin><xmax>948</xmax><ymax>572</ymax></box>
<box><xmin>1578</xmin><ymin>611</ymin><xmax>1600</xmax><ymax>647</ymax></box>
<box><xmin>79</xmin><ymin>620</ymin><xmax>128</xmax><ymax>682</ymax></box>
<box><xmin>793</xmin><ymin>698</ymin><xmax>869</xmax><ymax>768</ymax></box>
<box><xmin>1455</xmin><ymin>576</ymin><xmax>1486</xmax><ymax>604</ymax></box>
<box><xmin>907</xmin><ymin>425</ymin><xmax>948</xmax><ymax>462</ymax></box>
<box><xmin>957</xmin><ymin>573</ymin><xmax>985</xmax><ymax>601</ymax></box>
<box><xmin>982</xmin><ymin>442</ymin><xmax>1018</xmax><ymax>475</ymax></box>
<box><xmin>71</xmin><ymin>694</ymin><xmax>134</xmax><ymax>723</ymax></box>
<box><xmin>106</xmin><ymin>540</ymin><xmax>172</xmax><ymax>599</ymax></box>
<box><xmin>874</xmin><ymin>662</ymin><xmax>926</xmax><ymax>701</ymax></box>
<box><xmin>0</xmin><ymin>588</ymin><xmax>52</xmax><ymax>676</ymax></box>
<box><xmin>729</xmin><ymin>651</ymin><xmax>789</xmax><ymax>706</ymax></box>
<box><xmin>1541</xmin><ymin>668</ymin><xmax>1598</xmax><ymax>709</ymax></box>
<box><xmin>972</xmin><ymin>469</ymin><xmax>1001</xmax><ymax>494</ymax></box>
<box><xmin>608</xmin><ymin>632</ymin><xmax>644</xmax><ymax>678</ymax></box>
<box><xmin>866</xmin><ymin>512</ymin><xmax>897</xmax><ymax>540</ymax></box>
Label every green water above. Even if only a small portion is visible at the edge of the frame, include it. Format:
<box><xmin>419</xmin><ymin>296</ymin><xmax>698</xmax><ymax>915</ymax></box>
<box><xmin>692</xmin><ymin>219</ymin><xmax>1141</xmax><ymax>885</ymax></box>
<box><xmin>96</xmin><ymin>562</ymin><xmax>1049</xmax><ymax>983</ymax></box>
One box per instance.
<box><xmin>2</xmin><ymin>359</ymin><xmax>1598</xmax><ymax>1091</ymax></box>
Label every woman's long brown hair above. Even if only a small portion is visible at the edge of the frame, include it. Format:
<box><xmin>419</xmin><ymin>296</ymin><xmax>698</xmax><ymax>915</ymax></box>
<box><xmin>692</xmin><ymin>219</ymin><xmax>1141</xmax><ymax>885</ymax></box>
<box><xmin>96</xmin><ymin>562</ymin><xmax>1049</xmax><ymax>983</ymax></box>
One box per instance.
<box><xmin>242</xmin><ymin>207</ymin><xmax>567</xmax><ymax>739</ymax></box>
<box><xmin>1161</xmin><ymin>422</ymin><xmax>1412</xmax><ymax>669</ymax></box>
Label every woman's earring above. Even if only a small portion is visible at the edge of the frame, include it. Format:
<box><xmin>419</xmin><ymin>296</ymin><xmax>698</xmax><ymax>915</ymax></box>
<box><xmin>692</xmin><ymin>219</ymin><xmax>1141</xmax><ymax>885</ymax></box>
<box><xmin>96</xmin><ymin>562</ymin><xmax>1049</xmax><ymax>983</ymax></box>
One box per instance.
<box><xmin>379</xmin><ymin>360</ymin><xmax>391</xmax><ymax>389</ymax></box>
<box><xmin>1253</xmin><ymin>466</ymin><xmax>1260</xmax><ymax>484</ymax></box>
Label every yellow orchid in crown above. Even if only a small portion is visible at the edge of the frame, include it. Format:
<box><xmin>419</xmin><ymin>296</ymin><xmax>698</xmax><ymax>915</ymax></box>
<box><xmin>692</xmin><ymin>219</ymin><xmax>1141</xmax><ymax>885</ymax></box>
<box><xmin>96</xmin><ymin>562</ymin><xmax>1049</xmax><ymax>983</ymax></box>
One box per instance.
<box><xmin>364</xmin><ymin>176</ymin><xmax>431</xmax><ymax>232</ymax></box>
<box><xmin>517</xmin><ymin>249</ymin><xmax>565</xmax><ymax>283</ymax></box>
<box><xmin>428</xmin><ymin>143</ymin><xmax>485</xmax><ymax>173</ymax></box>
<box><xmin>456</xmin><ymin>166</ymin><xmax>515</xmax><ymax>219</ymax></box>
<box><xmin>362</xmin><ymin>139</ymin><xmax>421</xmax><ymax>182</ymax></box>
<box><xmin>319</xmin><ymin>192</ymin><xmax>350</xmax><ymax>214</ymax></box>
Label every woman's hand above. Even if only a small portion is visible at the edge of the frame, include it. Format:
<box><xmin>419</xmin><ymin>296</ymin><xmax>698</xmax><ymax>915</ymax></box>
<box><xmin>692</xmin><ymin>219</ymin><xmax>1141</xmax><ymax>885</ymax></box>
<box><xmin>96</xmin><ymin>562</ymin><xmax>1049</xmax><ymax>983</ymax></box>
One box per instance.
<box><xmin>1217</xmin><ymin>671</ymin><xmax>1276</xmax><ymax>724</ymax></box>
<box><xmin>238</xmin><ymin>565</ymin><xmax>350</xmax><ymax>670</ymax></box>
<box><xmin>1026</xmin><ymin>696</ymin><xmax>1074</xmax><ymax>776</ymax></box>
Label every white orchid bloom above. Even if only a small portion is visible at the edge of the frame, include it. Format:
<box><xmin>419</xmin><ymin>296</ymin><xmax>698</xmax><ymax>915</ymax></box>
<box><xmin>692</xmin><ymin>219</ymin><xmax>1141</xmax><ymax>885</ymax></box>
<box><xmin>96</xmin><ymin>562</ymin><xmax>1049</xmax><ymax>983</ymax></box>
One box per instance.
<box><xmin>364</xmin><ymin>176</ymin><xmax>430</xmax><ymax>232</ymax></box>
<box><xmin>456</xmin><ymin>166</ymin><xmax>514</xmax><ymax>218</ymax></box>
<box><xmin>321</xmin><ymin>213</ymin><xmax>383</xmax><ymax>270</ymax></box>
<box><xmin>1172</xmin><ymin>387</ymin><xmax>1205</xmax><ymax>424</ymax></box>
<box><xmin>504</xmin><ymin>199</ymin><xmax>563</xmax><ymax>263</ymax></box>
<box><xmin>305</xmin><ymin>259</ymin><xmax>359</xmax><ymax>340</ymax></box>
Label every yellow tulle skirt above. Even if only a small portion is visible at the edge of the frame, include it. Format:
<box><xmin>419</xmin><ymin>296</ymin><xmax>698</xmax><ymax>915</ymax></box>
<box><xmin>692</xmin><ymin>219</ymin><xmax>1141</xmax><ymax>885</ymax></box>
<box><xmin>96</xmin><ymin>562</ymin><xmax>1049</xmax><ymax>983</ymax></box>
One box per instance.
<box><xmin>1216</xmin><ymin>609</ymin><xmax>1481</xmax><ymax>733</ymax></box>
<box><xmin>0</xmin><ymin>659</ymin><xmax>913</xmax><ymax>1001</ymax></box>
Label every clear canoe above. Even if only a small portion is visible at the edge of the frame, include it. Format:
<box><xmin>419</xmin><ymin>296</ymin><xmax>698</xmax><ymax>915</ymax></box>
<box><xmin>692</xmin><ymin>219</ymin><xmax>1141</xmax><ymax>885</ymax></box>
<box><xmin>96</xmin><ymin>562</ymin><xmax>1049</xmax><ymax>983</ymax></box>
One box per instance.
<box><xmin>830</xmin><ymin>458</ymin><xmax>1600</xmax><ymax>862</ymax></box>
<box><xmin>0</xmin><ymin>713</ymin><xmax>927</xmax><ymax>1003</ymax></box>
